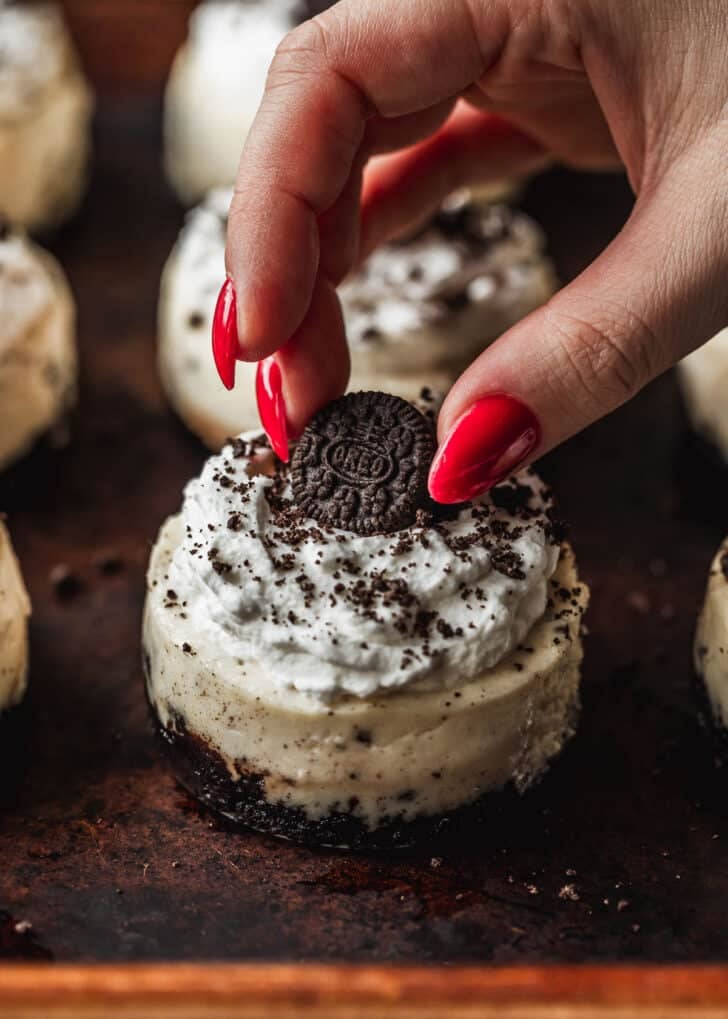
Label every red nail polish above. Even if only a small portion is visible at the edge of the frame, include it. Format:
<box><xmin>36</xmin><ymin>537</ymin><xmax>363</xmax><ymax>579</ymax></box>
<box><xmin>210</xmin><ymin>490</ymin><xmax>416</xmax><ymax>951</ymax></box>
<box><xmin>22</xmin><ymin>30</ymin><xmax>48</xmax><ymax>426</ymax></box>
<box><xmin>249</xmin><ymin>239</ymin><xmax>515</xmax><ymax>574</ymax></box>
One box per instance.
<box><xmin>428</xmin><ymin>394</ymin><xmax>540</xmax><ymax>504</ymax></box>
<box><xmin>256</xmin><ymin>357</ymin><xmax>290</xmax><ymax>462</ymax></box>
<box><xmin>212</xmin><ymin>277</ymin><xmax>239</xmax><ymax>390</ymax></box>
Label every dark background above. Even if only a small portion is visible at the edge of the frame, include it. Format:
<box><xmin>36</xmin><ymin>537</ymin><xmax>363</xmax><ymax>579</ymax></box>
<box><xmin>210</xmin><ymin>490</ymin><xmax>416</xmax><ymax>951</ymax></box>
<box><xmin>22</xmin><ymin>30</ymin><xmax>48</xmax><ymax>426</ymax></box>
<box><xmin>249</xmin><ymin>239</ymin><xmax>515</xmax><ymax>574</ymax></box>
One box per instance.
<box><xmin>1</xmin><ymin>2</ymin><xmax>728</xmax><ymax>964</ymax></box>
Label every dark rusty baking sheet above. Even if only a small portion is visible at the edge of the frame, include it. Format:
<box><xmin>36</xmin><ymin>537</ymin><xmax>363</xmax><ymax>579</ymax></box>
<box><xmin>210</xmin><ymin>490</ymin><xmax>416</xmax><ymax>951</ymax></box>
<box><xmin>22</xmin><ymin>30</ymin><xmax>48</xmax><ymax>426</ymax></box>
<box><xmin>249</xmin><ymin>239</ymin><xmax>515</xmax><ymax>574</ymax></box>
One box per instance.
<box><xmin>1</xmin><ymin>95</ymin><xmax>727</xmax><ymax>966</ymax></box>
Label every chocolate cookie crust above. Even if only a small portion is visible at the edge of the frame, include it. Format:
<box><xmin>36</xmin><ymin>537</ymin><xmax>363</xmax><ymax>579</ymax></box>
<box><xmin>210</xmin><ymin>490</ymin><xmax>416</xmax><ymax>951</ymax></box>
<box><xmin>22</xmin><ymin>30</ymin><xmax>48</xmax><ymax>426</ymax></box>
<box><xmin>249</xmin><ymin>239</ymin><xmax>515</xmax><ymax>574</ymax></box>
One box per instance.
<box><xmin>149</xmin><ymin>699</ymin><xmax>528</xmax><ymax>852</ymax></box>
<box><xmin>290</xmin><ymin>391</ymin><xmax>436</xmax><ymax>536</ymax></box>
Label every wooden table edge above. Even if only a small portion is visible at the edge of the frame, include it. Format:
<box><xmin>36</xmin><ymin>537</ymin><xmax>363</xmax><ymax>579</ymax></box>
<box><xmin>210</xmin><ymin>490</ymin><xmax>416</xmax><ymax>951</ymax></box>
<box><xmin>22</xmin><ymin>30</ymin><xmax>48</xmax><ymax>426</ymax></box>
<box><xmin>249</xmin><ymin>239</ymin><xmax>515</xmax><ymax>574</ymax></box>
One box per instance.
<box><xmin>2</xmin><ymin>963</ymin><xmax>728</xmax><ymax>1018</ymax></box>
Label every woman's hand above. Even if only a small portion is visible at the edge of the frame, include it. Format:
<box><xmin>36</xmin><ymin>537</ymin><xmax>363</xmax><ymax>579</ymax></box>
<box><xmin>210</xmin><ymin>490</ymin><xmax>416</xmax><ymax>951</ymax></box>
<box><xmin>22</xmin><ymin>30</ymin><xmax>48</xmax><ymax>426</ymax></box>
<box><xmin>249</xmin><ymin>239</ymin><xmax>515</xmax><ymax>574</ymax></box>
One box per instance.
<box><xmin>219</xmin><ymin>0</ymin><xmax>728</xmax><ymax>500</ymax></box>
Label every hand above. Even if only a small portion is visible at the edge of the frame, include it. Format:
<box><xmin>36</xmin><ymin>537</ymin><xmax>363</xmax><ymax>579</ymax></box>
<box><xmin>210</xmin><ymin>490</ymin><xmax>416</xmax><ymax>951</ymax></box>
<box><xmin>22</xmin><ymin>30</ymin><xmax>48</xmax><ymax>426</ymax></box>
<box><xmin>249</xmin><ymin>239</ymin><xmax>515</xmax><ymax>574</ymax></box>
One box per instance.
<box><xmin>220</xmin><ymin>0</ymin><xmax>728</xmax><ymax>501</ymax></box>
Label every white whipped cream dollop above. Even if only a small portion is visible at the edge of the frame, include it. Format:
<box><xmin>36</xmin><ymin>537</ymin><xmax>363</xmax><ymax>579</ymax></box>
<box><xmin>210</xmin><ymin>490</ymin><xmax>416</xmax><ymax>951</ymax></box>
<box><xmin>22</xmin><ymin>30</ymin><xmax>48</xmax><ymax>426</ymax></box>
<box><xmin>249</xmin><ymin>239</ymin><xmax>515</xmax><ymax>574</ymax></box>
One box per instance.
<box><xmin>340</xmin><ymin>201</ymin><xmax>551</xmax><ymax>347</ymax></box>
<box><xmin>165</xmin><ymin>432</ymin><xmax>561</xmax><ymax>702</ymax></box>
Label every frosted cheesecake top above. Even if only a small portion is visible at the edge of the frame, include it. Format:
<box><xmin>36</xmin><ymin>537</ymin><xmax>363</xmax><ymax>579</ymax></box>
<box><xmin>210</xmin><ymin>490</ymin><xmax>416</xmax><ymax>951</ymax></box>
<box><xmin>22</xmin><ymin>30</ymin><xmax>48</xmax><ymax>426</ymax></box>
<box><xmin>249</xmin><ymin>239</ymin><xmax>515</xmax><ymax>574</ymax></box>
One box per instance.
<box><xmin>163</xmin><ymin>394</ymin><xmax>563</xmax><ymax>702</ymax></box>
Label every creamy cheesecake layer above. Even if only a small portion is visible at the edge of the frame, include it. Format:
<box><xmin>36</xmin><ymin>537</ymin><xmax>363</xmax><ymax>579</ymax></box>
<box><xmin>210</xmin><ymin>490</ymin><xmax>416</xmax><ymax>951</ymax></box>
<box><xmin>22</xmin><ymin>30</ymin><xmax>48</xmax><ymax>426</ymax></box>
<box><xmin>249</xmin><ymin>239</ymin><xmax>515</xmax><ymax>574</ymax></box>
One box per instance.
<box><xmin>144</xmin><ymin>522</ymin><xmax>586</xmax><ymax>830</ymax></box>
<box><xmin>695</xmin><ymin>538</ymin><xmax>728</xmax><ymax>729</ymax></box>
<box><xmin>158</xmin><ymin>191</ymin><xmax>556</xmax><ymax>449</ymax></box>
<box><xmin>0</xmin><ymin>228</ymin><xmax>77</xmax><ymax>469</ymax></box>
<box><xmin>156</xmin><ymin>190</ymin><xmax>253</xmax><ymax>449</ymax></box>
<box><xmin>679</xmin><ymin>328</ymin><xmax>728</xmax><ymax>460</ymax></box>
<box><xmin>0</xmin><ymin>522</ymin><xmax>30</xmax><ymax>713</ymax></box>
<box><xmin>0</xmin><ymin>3</ymin><xmax>93</xmax><ymax>230</ymax></box>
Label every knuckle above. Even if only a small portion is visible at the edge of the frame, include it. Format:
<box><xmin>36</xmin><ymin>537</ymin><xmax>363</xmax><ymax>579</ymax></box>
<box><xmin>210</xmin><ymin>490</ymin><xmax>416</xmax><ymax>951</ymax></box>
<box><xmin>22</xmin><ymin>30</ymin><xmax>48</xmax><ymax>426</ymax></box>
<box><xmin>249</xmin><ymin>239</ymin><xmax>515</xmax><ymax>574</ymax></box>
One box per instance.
<box><xmin>543</xmin><ymin>301</ymin><xmax>660</xmax><ymax>415</ymax></box>
<box><xmin>271</xmin><ymin>14</ymin><xmax>369</xmax><ymax>115</ymax></box>
<box><xmin>272</xmin><ymin>12</ymin><xmax>347</xmax><ymax>77</ymax></box>
<box><xmin>258</xmin><ymin>16</ymin><xmax>367</xmax><ymax>207</ymax></box>
<box><xmin>268</xmin><ymin>22</ymin><xmax>325</xmax><ymax>88</ymax></box>
<box><xmin>274</xmin><ymin>17</ymin><xmax>326</xmax><ymax>63</ymax></box>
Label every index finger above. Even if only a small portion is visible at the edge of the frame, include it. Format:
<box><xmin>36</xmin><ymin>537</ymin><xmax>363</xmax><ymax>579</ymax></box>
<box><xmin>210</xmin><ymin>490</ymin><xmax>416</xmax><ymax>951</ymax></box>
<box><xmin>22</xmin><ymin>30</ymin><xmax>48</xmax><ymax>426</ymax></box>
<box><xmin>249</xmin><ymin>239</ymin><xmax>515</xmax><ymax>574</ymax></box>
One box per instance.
<box><xmin>225</xmin><ymin>0</ymin><xmax>509</xmax><ymax>358</ymax></box>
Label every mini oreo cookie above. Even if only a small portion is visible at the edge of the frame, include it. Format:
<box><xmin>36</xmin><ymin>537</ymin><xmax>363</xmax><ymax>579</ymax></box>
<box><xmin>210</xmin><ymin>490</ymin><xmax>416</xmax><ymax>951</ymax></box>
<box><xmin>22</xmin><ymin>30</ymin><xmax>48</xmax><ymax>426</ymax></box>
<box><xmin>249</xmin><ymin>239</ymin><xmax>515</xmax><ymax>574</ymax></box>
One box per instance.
<box><xmin>291</xmin><ymin>391</ymin><xmax>436</xmax><ymax>536</ymax></box>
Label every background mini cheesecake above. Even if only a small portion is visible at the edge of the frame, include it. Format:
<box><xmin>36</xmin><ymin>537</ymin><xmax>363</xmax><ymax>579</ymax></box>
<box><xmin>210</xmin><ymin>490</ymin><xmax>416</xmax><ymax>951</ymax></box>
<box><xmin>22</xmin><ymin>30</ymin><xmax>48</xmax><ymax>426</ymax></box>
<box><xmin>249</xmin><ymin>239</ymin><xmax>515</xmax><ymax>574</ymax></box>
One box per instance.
<box><xmin>158</xmin><ymin>190</ymin><xmax>556</xmax><ymax>449</ymax></box>
<box><xmin>695</xmin><ymin>537</ymin><xmax>728</xmax><ymax>749</ymax></box>
<box><xmin>679</xmin><ymin>328</ymin><xmax>728</xmax><ymax>461</ymax></box>
<box><xmin>163</xmin><ymin>0</ymin><xmax>519</xmax><ymax>207</ymax></box>
<box><xmin>163</xmin><ymin>0</ymin><xmax>308</xmax><ymax>205</ymax></box>
<box><xmin>142</xmin><ymin>394</ymin><xmax>588</xmax><ymax>850</ymax></box>
<box><xmin>0</xmin><ymin>2</ymin><xmax>93</xmax><ymax>231</ymax></box>
<box><xmin>0</xmin><ymin>521</ymin><xmax>31</xmax><ymax>717</ymax></box>
<box><xmin>0</xmin><ymin>222</ymin><xmax>78</xmax><ymax>471</ymax></box>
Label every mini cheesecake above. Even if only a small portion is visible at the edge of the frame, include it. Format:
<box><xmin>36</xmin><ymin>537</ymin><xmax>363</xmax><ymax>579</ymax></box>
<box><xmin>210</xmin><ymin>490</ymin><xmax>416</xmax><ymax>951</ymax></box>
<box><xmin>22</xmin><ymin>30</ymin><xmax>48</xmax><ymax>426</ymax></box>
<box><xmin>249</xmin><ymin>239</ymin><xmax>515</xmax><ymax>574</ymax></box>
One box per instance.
<box><xmin>679</xmin><ymin>328</ymin><xmax>728</xmax><ymax>461</ymax></box>
<box><xmin>0</xmin><ymin>2</ymin><xmax>93</xmax><ymax>230</ymax></box>
<box><xmin>695</xmin><ymin>538</ymin><xmax>728</xmax><ymax>745</ymax></box>
<box><xmin>143</xmin><ymin>394</ymin><xmax>588</xmax><ymax>849</ymax></box>
<box><xmin>157</xmin><ymin>190</ymin><xmax>556</xmax><ymax>449</ymax></box>
<box><xmin>163</xmin><ymin>1</ymin><xmax>521</xmax><ymax>207</ymax></box>
<box><xmin>0</xmin><ymin>222</ymin><xmax>77</xmax><ymax>470</ymax></box>
<box><xmin>163</xmin><ymin>0</ymin><xmax>314</xmax><ymax>205</ymax></box>
<box><xmin>0</xmin><ymin>521</ymin><xmax>30</xmax><ymax>716</ymax></box>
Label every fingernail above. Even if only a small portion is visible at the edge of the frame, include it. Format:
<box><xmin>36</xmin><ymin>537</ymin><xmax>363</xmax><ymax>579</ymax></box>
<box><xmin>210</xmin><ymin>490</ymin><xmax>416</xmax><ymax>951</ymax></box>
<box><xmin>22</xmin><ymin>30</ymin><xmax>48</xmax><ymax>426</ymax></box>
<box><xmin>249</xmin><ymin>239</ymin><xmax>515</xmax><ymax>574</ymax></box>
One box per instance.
<box><xmin>256</xmin><ymin>356</ymin><xmax>290</xmax><ymax>462</ymax></box>
<box><xmin>212</xmin><ymin>277</ymin><xmax>239</xmax><ymax>390</ymax></box>
<box><xmin>428</xmin><ymin>394</ymin><xmax>540</xmax><ymax>504</ymax></box>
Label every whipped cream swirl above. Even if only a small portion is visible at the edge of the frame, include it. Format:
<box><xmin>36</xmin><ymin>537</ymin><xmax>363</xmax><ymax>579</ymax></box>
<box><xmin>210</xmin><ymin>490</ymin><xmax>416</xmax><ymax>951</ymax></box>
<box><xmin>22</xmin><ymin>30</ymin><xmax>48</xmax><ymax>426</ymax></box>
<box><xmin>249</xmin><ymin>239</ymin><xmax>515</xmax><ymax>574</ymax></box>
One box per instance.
<box><xmin>166</xmin><ymin>432</ymin><xmax>561</xmax><ymax>701</ymax></box>
<box><xmin>339</xmin><ymin>199</ymin><xmax>551</xmax><ymax>347</ymax></box>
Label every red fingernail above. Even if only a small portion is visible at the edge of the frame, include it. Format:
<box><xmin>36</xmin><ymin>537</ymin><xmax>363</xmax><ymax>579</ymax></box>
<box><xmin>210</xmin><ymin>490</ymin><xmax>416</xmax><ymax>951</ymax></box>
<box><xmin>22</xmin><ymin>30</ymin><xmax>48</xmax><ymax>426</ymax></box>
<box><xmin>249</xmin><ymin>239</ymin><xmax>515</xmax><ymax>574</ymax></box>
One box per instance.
<box><xmin>256</xmin><ymin>356</ymin><xmax>290</xmax><ymax>462</ymax></box>
<box><xmin>428</xmin><ymin>394</ymin><xmax>540</xmax><ymax>504</ymax></box>
<box><xmin>212</xmin><ymin>277</ymin><xmax>239</xmax><ymax>390</ymax></box>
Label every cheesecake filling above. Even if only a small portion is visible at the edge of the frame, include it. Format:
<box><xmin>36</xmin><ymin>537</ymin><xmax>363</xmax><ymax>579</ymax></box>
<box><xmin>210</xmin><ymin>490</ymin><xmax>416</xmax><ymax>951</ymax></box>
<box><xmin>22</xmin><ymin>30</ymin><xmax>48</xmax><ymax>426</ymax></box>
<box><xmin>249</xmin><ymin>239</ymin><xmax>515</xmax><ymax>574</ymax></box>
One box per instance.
<box><xmin>0</xmin><ymin>522</ymin><xmax>30</xmax><ymax>713</ymax></box>
<box><xmin>0</xmin><ymin>226</ymin><xmax>77</xmax><ymax>468</ymax></box>
<box><xmin>163</xmin><ymin>0</ymin><xmax>304</xmax><ymax>202</ymax></box>
<box><xmin>695</xmin><ymin>538</ymin><xmax>728</xmax><ymax>728</ymax></box>
<box><xmin>679</xmin><ymin>328</ymin><xmax>728</xmax><ymax>460</ymax></box>
<box><xmin>0</xmin><ymin>227</ymin><xmax>56</xmax><ymax>347</ymax></box>
<box><xmin>165</xmin><ymin>432</ymin><xmax>562</xmax><ymax>701</ymax></box>
<box><xmin>145</xmin><ymin>520</ymin><xmax>585</xmax><ymax>828</ymax></box>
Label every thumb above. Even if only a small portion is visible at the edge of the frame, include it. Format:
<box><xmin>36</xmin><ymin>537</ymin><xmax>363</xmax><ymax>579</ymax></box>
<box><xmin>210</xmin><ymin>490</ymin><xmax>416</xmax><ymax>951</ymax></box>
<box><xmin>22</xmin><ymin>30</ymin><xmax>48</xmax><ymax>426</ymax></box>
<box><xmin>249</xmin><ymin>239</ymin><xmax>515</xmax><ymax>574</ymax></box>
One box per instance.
<box><xmin>429</xmin><ymin>140</ymin><xmax>728</xmax><ymax>503</ymax></box>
